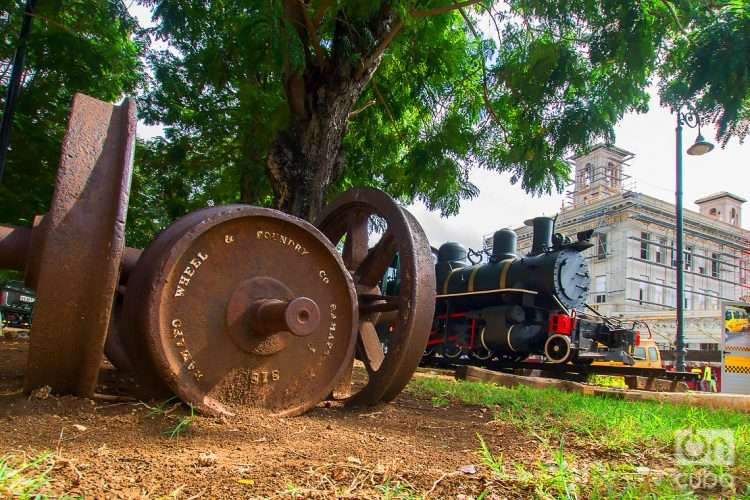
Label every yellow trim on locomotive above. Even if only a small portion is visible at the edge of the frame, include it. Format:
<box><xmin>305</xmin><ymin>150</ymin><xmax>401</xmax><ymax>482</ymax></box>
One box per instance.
<box><xmin>442</xmin><ymin>267</ymin><xmax>462</xmax><ymax>295</ymax></box>
<box><xmin>467</xmin><ymin>266</ymin><xmax>481</xmax><ymax>292</ymax></box>
<box><xmin>498</xmin><ymin>258</ymin><xmax>514</xmax><ymax>289</ymax></box>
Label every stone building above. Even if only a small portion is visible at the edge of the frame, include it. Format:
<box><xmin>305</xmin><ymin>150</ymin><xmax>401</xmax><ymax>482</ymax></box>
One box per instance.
<box><xmin>486</xmin><ymin>144</ymin><xmax>750</xmax><ymax>351</ymax></box>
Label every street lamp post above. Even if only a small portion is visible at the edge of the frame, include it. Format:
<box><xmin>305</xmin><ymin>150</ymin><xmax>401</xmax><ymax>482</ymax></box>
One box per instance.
<box><xmin>674</xmin><ymin>105</ymin><xmax>714</xmax><ymax>372</ymax></box>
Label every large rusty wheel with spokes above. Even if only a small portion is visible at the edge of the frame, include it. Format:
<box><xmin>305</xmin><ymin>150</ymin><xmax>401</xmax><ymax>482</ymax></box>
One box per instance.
<box><xmin>317</xmin><ymin>188</ymin><xmax>436</xmax><ymax>405</ymax></box>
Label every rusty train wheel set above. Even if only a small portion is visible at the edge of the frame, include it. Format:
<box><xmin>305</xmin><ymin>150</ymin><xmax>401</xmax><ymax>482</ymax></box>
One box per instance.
<box><xmin>0</xmin><ymin>94</ymin><xmax>436</xmax><ymax>417</ymax></box>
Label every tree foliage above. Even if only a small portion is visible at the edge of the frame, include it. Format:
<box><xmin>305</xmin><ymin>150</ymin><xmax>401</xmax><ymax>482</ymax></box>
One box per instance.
<box><xmin>659</xmin><ymin>0</ymin><xmax>750</xmax><ymax>144</ymax></box>
<box><xmin>135</xmin><ymin>0</ymin><xmax>750</xmax><ymax>235</ymax></box>
<box><xmin>0</xmin><ymin>0</ymin><xmax>143</xmax><ymax>226</ymax></box>
<box><xmin>3</xmin><ymin>1</ymin><xmax>749</xmax><ymax>250</ymax></box>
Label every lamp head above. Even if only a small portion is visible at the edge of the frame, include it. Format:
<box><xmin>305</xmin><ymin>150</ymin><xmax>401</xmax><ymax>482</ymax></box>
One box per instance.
<box><xmin>687</xmin><ymin>133</ymin><xmax>715</xmax><ymax>156</ymax></box>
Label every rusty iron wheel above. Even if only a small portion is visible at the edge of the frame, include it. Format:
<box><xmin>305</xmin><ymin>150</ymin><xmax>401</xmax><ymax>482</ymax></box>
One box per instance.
<box><xmin>23</xmin><ymin>94</ymin><xmax>137</xmax><ymax>396</ymax></box>
<box><xmin>121</xmin><ymin>205</ymin><xmax>358</xmax><ymax>416</ymax></box>
<box><xmin>316</xmin><ymin>188</ymin><xmax>436</xmax><ymax>405</ymax></box>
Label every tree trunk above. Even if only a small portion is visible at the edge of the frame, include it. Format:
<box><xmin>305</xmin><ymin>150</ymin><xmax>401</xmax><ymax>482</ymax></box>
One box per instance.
<box><xmin>266</xmin><ymin>5</ymin><xmax>400</xmax><ymax>222</ymax></box>
<box><xmin>266</xmin><ymin>81</ymin><xmax>364</xmax><ymax>221</ymax></box>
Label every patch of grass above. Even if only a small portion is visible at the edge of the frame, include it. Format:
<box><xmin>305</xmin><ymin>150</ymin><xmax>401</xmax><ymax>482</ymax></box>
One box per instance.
<box><xmin>477</xmin><ymin>433</ymin><xmax>506</xmax><ymax>478</ymax></box>
<box><xmin>476</xmin><ymin>435</ymin><xmax>692</xmax><ymax>499</ymax></box>
<box><xmin>145</xmin><ymin>398</ymin><xmax>197</xmax><ymax>438</ymax></box>
<box><xmin>430</xmin><ymin>395</ymin><xmax>450</xmax><ymax>407</ymax></box>
<box><xmin>164</xmin><ymin>405</ymin><xmax>196</xmax><ymax>439</ymax></box>
<box><xmin>283</xmin><ymin>483</ymin><xmax>301</xmax><ymax>497</ymax></box>
<box><xmin>0</xmin><ymin>452</ymin><xmax>54</xmax><ymax>498</ymax></box>
<box><xmin>412</xmin><ymin>377</ymin><xmax>750</xmax><ymax>486</ymax></box>
<box><xmin>588</xmin><ymin>374</ymin><xmax>627</xmax><ymax>388</ymax></box>
<box><xmin>145</xmin><ymin>396</ymin><xmax>179</xmax><ymax>418</ymax></box>
<box><xmin>375</xmin><ymin>479</ymin><xmax>420</xmax><ymax>499</ymax></box>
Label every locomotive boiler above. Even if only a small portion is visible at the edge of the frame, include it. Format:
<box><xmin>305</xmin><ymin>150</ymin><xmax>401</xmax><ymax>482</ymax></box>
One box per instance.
<box><xmin>427</xmin><ymin>217</ymin><xmax>637</xmax><ymax>365</ymax></box>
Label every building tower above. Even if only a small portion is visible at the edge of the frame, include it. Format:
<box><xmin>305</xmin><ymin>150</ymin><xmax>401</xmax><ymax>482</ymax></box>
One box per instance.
<box><xmin>695</xmin><ymin>192</ymin><xmax>746</xmax><ymax>227</ymax></box>
<box><xmin>571</xmin><ymin>144</ymin><xmax>634</xmax><ymax>207</ymax></box>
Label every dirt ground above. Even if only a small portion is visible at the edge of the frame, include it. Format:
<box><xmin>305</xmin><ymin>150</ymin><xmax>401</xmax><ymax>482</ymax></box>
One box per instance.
<box><xmin>0</xmin><ymin>337</ymin><xmax>659</xmax><ymax>498</ymax></box>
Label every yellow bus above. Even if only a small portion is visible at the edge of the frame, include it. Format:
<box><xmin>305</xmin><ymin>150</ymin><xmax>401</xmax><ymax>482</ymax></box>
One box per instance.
<box><xmin>725</xmin><ymin>306</ymin><xmax>749</xmax><ymax>334</ymax></box>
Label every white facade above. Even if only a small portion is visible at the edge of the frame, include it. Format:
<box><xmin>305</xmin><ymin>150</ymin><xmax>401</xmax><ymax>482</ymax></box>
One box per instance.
<box><xmin>488</xmin><ymin>144</ymin><xmax>750</xmax><ymax>351</ymax></box>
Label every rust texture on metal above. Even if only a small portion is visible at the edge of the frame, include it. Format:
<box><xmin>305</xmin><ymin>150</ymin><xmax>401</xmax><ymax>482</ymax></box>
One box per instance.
<box><xmin>0</xmin><ymin>224</ymin><xmax>31</xmax><ymax>271</ymax></box>
<box><xmin>121</xmin><ymin>205</ymin><xmax>358</xmax><ymax>416</ymax></box>
<box><xmin>24</xmin><ymin>93</ymin><xmax>137</xmax><ymax>396</ymax></box>
<box><xmin>316</xmin><ymin>187</ymin><xmax>436</xmax><ymax>405</ymax></box>
<box><xmin>103</xmin><ymin>294</ymin><xmax>134</xmax><ymax>372</ymax></box>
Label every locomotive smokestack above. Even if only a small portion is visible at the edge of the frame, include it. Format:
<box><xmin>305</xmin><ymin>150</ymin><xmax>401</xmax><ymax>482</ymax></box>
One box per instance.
<box><xmin>491</xmin><ymin>228</ymin><xmax>517</xmax><ymax>262</ymax></box>
<box><xmin>528</xmin><ymin>216</ymin><xmax>553</xmax><ymax>256</ymax></box>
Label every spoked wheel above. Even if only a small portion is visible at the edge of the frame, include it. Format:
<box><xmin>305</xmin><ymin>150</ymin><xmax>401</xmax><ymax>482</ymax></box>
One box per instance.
<box><xmin>317</xmin><ymin>188</ymin><xmax>436</xmax><ymax>405</ymax></box>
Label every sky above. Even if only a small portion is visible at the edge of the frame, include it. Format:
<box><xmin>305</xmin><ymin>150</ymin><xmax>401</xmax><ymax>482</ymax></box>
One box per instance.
<box><xmin>129</xmin><ymin>6</ymin><xmax>749</xmax><ymax>250</ymax></box>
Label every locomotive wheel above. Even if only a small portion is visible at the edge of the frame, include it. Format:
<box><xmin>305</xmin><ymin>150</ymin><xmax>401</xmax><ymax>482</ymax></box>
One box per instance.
<box><xmin>121</xmin><ymin>205</ymin><xmax>358</xmax><ymax>416</ymax></box>
<box><xmin>471</xmin><ymin>327</ymin><xmax>494</xmax><ymax>361</ymax></box>
<box><xmin>470</xmin><ymin>348</ymin><xmax>494</xmax><ymax>362</ymax></box>
<box><xmin>545</xmin><ymin>334</ymin><xmax>573</xmax><ymax>364</ymax></box>
<box><xmin>317</xmin><ymin>188</ymin><xmax>436</xmax><ymax>405</ymax></box>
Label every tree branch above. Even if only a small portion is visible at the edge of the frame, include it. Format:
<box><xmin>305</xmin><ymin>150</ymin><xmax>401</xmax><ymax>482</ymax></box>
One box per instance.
<box><xmin>458</xmin><ymin>8</ymin><xmax>507</xmax><ymax>134</ymax></box>
<box><xmin>357</xmin><ymin>18</ymin><xmax>403</xmax><ymax>79</ymax></box>
<box><xmin>282</xmin><ymin>0</ymin><xmax>315</xmax><ymax>68</ymax></box>
<box><xmin>298</xmin><ymin>0</ymin><xmax>327</xmax><ymax>68</ymax></box>
<box><xmin>347</xmin><ymin>99</ymin><xmax>377</xmax><ymax>120</ymax></box>
<box><xmin>312</xmin><ymin>0</ymin><xmax>333</xmax><ymax>28</ymax></box>
<box><xmin>357</xmin><ymin>1</ymin><xmax>485</xmax><ymax>82</ymax></box>
<box><xmin>371</xmin><ymin>80</ymin><xmax>396</xmax><ymax>125</ymax></box>
<box><xmin>410</xmin><ymin>0</ymin><xmax>484</xmax><ymax>18</ymax></box>
<box><xmin>659</xmin><ymin>0</ymin><xmax>686</xmax><ymax>34</ymax></box>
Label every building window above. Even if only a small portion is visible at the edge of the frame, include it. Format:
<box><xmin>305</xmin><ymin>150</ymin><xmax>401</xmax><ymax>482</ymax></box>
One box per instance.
<box><xmin>596</xmin><ymin>234</ymin><xmax>607</xmax><ymax>260</ymax></box>
<box><xmin>639</xmin><ymin>275</ymin><xmax>649</xmax><ymax>305</ymax></box>
<box><xmin>711</xmin><ymin>253</ymin><xmax>721</xmax><ymax>278</ymax></box>
<box><xmin>667</xmin><ymin>284</ymin><xmax>676</xmax><ymax>307</ymax></box>
<box><xmin>699</xmin><ymin>343</ymin><xmax>719</xmax><ymax>351</ymax></box>
<box><xmin>685</xmin><ymin>246</ymin><xmax>693</xmax><ymax>272</ymax></box>
<box><xmin>670</xmin><ymin>240</ymin><xmax>676</xmax><ymax>267</ymax></box>
<box><xmin>696</xmin><ymin>248</ymin><xmax>706</xmax><ymax>274</ymax></box>
<box><xmin>640</xmin><ymin>232</ymin><xmax>651</xmax><ymax>260</ymax></box>
<box><xmin>595</xmin><ymin>275</ymin><xmax>606</xmax><ymax>303</ymax></box>
<box><xmin>656</xmin><ymin>237</ymin><xmax>667</xmax><ymax>264</ymax></box>
<box><xmin>584</xmin><ymin>162</ymin><xmax>594</xmax><ymax>186</ymax></box>
<box><xmin>685</xmin><ymin>285</ymin><xmax>693</xmax><ymax>310</ymax></box>
<box><xmin>655</xmin><ymin>278</ymin><xmax>666</xmax><ymax>305</ymax></box>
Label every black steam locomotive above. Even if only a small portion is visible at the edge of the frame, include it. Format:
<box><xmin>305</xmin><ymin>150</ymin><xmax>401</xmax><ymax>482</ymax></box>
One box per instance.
<box><xmin>426</xmin><ymin>217</ymin><xmax>638</xmax><ymax>366</ymax></box>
